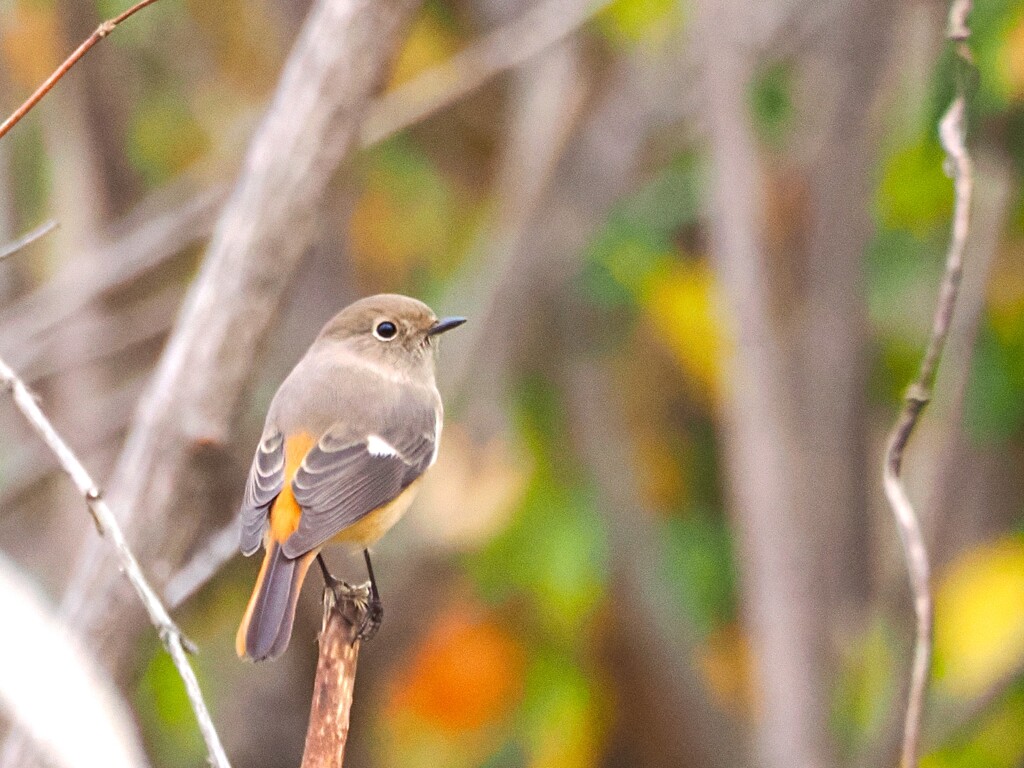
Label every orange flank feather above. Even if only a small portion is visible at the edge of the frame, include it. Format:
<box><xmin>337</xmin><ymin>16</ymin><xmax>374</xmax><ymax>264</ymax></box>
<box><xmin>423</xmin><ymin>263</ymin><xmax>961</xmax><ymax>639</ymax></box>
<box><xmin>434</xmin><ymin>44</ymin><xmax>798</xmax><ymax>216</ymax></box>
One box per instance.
<box><xmin>269</xmin><ymin>432</ymin><xmax>315</xmax><ymax>542</ymax></box>
<box><xmin>236</xmin><ymin>432</ymin><xmax>316</xmax><ymax>661</ymax></box>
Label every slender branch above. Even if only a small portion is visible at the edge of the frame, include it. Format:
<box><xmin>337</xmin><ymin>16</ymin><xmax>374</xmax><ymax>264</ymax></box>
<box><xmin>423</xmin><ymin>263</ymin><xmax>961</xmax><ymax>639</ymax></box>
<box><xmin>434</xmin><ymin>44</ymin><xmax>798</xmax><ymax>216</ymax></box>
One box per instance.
<box><xmin>0</xmin><ymin>186</ymin><xmax>223</xmax><ymax>357</ymax></box>
<box><xmin>359</xmin><ymin>0</ymin><xmax>610</xmax><ymax>146</ymax></box>
<box><xmin>0</xmin><ymin>0</ymin><xmax>163</xmax><ymax>141</ymax></box>
<box><xmin>882</xmin><ymin>4</ymin><xmax>973</xmax><ymax>767</ymax></box>
<box><xmin>0</xmin><ymin>356</ymin><xmax>230</xmax><ymax>768</ymax></box>
<box><xmin>163</xmin><ymin>519</ymin><xmax>240</xmax><ymax>609</ymax></box>
<box><xmin>0</xmin><ymin>222</ymin><xmax>57</xmax><ymax>262</ymax></box>
<box><xmin>300</xmin><ymin>587</ymin><xmax>368</xmax><ymax>768</ymax></box>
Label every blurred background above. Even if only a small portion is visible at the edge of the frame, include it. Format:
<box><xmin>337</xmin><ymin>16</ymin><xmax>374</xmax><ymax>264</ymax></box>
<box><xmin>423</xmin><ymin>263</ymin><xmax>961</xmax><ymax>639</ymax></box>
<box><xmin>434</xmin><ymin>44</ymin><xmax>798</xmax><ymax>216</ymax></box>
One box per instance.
<box><xmin>0</xmin><ymin>0</ymin><xmax>1023</xmax><ymax>767</ymax></box>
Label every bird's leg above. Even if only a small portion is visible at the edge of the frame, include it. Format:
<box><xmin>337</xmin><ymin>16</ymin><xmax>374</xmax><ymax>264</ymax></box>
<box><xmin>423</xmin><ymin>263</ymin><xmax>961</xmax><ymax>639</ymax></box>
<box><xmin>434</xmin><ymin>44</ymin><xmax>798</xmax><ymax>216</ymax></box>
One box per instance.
<box><xmin>316</xmin><ymin>552</ymin><xmax>351</xmax><ymax>593</ymax></box>
<box><xmin>358</xmin><ymin>549</ymin><xmax>384</xmax><ymax>641</ymax></box>
<box><xmin>315</xmin><ymin>551</ymin><xmax>381</xmax><ymax>641</ymax></box>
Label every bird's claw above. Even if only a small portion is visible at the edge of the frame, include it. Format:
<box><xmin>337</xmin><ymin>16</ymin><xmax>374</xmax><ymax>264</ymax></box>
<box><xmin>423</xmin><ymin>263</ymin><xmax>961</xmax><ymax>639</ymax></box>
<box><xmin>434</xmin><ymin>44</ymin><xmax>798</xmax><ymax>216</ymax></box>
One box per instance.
<box><xmin>356</xmin><ymin>595</ymin><xmax>384</xmax><ymax>642</ymax></box>
<box><xmin>323</xmin><ymin>580</ymin><xmax>382</xmax><ymax>641</ymax></box>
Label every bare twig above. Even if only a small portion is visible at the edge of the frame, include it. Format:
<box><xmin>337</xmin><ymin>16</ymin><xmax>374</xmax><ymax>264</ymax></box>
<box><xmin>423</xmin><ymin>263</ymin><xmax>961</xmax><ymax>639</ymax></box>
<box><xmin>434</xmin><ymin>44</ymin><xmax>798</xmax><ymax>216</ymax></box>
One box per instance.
<box><xmin>0</xmin><ymin>357</ymin><xmax>230</xmax><ymax>768</ymax></box>
<box><xmin>0</xmin><ymin>0</ymin><xmax>163</xmax><ymax>141</ymax></box>
<box><xmin>926</xmin><ymin>153</ymin><xmax>1012</xmax><ymax>566</ymax></box>
<box><xmin>163</xmin><ymin>519</ymin><xmax>240</xmax><ymax>609</ymax></box>
<box><xmin>0</xmin><ymin>222</ymin><xmax>57</xmax><ymax>262</ymax></box>
<box><xmin>882</xmin><ymin>4</ymin><xmax>973</xmax><ymax>767</ymax></box>
<box><xmin>299</xmin><ymin>587</ymin><xmax>369</xmax><ymax>768</ymax></box>
<box><xmin>0</xmin><ymin>186</ymin><xmax>223</xmax><ymax>358</ymax></box>
<box><xmin>359</xmin><ymin>0</ymin><xmax>610</xmax><ymax>146</ymax></box>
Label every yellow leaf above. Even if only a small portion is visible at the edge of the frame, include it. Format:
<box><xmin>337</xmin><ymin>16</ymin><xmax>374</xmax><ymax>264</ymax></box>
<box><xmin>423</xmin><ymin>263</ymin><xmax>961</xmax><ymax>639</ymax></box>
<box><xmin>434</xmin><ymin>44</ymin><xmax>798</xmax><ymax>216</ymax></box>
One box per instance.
<box><xmin>388</xmin><ymin>10</ymin><xmax>459</xmax><ymax>88</ymax></box>
<box><xmin>996</xmin><ymin>12</ymin><xmax>1024</xmax><ymax>102</ymax></box>
<box><xmin>934</xmin><ymin>537</ymin><xmax>1024</xmax><ymax>697</ymax></box>
<box><xmin>596</xmin><ymin>0</ymin><xmax>681</xmax><ymax>49</ymax></box>
<box><xmin>642</xmin><ymin>260</ymin><xmax>724</xmax><ymax>405</ymax></box>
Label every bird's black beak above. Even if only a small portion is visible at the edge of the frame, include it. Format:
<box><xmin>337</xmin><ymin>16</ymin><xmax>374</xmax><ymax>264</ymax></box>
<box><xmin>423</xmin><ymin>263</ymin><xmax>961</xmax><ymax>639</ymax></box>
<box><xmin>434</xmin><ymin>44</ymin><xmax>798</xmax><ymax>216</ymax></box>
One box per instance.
<box><xmin>427</xmin><ymin>316</ymin><xmax>467</xmax><ymax>337</ymax></box>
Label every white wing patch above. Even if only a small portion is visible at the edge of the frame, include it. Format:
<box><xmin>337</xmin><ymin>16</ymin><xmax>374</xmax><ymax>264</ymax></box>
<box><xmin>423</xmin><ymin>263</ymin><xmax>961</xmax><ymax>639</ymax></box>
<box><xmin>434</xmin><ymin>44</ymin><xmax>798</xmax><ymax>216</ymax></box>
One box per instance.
<box><xmin>429</xmin><ymin>408</ymin><xmax>443</xmax><ymax>466</ymax></box>
<box><xmin>366</xmin><ymin>434</ymin><xmax>399</xmax><ymax>457</ymax></box>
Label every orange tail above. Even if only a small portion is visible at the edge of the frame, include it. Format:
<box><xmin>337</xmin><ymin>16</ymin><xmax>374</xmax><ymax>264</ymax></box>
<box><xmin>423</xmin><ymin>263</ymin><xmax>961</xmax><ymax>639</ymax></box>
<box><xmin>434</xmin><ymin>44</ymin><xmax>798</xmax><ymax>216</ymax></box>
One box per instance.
<box><xmin>236</xmin><ymin>542</ymin><xmax>316</xmax><ymax>661</ymax></box>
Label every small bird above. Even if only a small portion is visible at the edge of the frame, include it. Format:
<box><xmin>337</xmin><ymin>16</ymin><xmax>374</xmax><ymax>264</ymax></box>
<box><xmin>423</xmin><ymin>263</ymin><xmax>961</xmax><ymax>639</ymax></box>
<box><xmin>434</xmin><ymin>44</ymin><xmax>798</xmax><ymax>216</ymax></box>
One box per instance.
<box><xmin>236</xmin><ymin>294</ymin><xmax>465</xmax><ymax>661</ymax></box>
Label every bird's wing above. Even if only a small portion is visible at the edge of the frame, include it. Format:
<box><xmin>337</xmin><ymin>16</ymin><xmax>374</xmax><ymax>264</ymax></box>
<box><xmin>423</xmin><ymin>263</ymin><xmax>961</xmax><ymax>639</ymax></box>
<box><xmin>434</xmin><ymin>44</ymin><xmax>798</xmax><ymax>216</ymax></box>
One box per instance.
<box><xmin>238</xmin><ymin>429</ymin><xmax>286</xmax><ymax>555</ymax></box>
<box><xmin>281</xmin><ymin>400</ymin><xmax>437</xmax><ymax>558</ymax></box>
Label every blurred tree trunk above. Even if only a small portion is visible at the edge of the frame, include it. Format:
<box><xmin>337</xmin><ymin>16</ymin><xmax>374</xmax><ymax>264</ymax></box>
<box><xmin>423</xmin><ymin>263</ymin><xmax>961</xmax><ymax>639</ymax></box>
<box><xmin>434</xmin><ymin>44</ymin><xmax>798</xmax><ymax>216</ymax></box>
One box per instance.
<box><xmin>695</xmin><ymin>0</ymin><xmax>835</xmax><ymax>766</ymax></box>
<box><xmin>697</xmin><ymin>0</ymin><xmax>898</xmax><ymax>764</ymax></box>
<box><xmin>793</xmin><ymin>0</ymin><xmax>895</xmax><ymax>643</ymax></box>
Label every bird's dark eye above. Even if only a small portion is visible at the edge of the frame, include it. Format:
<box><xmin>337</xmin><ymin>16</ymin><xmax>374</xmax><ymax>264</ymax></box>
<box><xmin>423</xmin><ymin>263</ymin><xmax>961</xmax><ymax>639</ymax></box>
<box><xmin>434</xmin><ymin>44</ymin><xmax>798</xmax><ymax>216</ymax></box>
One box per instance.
<box><xmin>373</xmin><ymin>321</ymin><xmax>398</xmax><ymax>341</ymax></box>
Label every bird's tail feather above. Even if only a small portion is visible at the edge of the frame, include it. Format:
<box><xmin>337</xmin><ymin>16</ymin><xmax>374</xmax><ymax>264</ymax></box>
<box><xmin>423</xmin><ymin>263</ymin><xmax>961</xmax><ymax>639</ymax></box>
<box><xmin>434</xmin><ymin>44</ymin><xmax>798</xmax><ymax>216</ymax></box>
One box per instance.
<box><xmin>236</xmin><ymin>541</ymin><xmax>315</xmax><ymax>661</ymax></box>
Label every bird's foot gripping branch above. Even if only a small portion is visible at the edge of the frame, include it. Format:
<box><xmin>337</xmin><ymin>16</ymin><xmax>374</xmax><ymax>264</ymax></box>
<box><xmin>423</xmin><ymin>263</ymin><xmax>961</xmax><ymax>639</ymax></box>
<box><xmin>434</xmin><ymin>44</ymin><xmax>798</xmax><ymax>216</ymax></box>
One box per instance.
<box><xmin>319</xmin><ymin>576</ymin><xmax>382</xmax><ymax>643</ymax></box>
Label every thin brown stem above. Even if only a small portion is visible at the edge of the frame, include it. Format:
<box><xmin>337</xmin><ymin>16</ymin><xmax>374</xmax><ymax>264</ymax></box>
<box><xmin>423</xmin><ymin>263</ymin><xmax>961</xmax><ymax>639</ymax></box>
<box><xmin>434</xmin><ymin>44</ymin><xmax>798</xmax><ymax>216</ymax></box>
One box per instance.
<box><xmin>882</xmin><ymin>3</ymin><xmax>973</xmax><ymax>767</ymax></box>
<box><xmin>0</xmin><ymin>0</ymin><xmax>163</xmax><ymax>141</ymax></box>
<box><xmin>0</xmin><ymin>355</ymin><xmax>230</xmax><ymax>768</ymax></box>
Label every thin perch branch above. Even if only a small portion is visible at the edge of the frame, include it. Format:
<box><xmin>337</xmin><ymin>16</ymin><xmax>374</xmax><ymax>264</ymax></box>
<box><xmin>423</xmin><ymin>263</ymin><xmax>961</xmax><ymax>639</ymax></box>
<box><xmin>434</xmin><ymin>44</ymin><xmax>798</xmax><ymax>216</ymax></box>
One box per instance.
<box><xmin>0</xmin><ymin>222</ymin><xmax>57</xmax><ymax>262</ymax></box>
<box><xmin>0</xmin><ymin>356</ymin><xmax>230</xmax><ymax>768</ymax></box>
<box><xmin>882</xmin><ymin>3</ymin><xmax>973</xmax><ymax>767</ymax></box>
<box><xmin>0</xmin><ymin>0</ymin><xmax>163</xmax><ymax>140</ymax></box>
<box><xmin>300</xmin><ymin>587</ymin><xmax>369</xmax><ymax>768</ymax></box>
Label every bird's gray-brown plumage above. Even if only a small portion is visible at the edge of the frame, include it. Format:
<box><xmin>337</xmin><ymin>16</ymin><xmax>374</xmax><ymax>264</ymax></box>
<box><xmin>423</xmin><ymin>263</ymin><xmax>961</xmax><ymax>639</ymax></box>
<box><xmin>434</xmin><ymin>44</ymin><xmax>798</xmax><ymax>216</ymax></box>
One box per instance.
<box><xmin>236</xmin><ymin>294</ymin><xmax>463</xmax><ymax>661</ymax></box>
